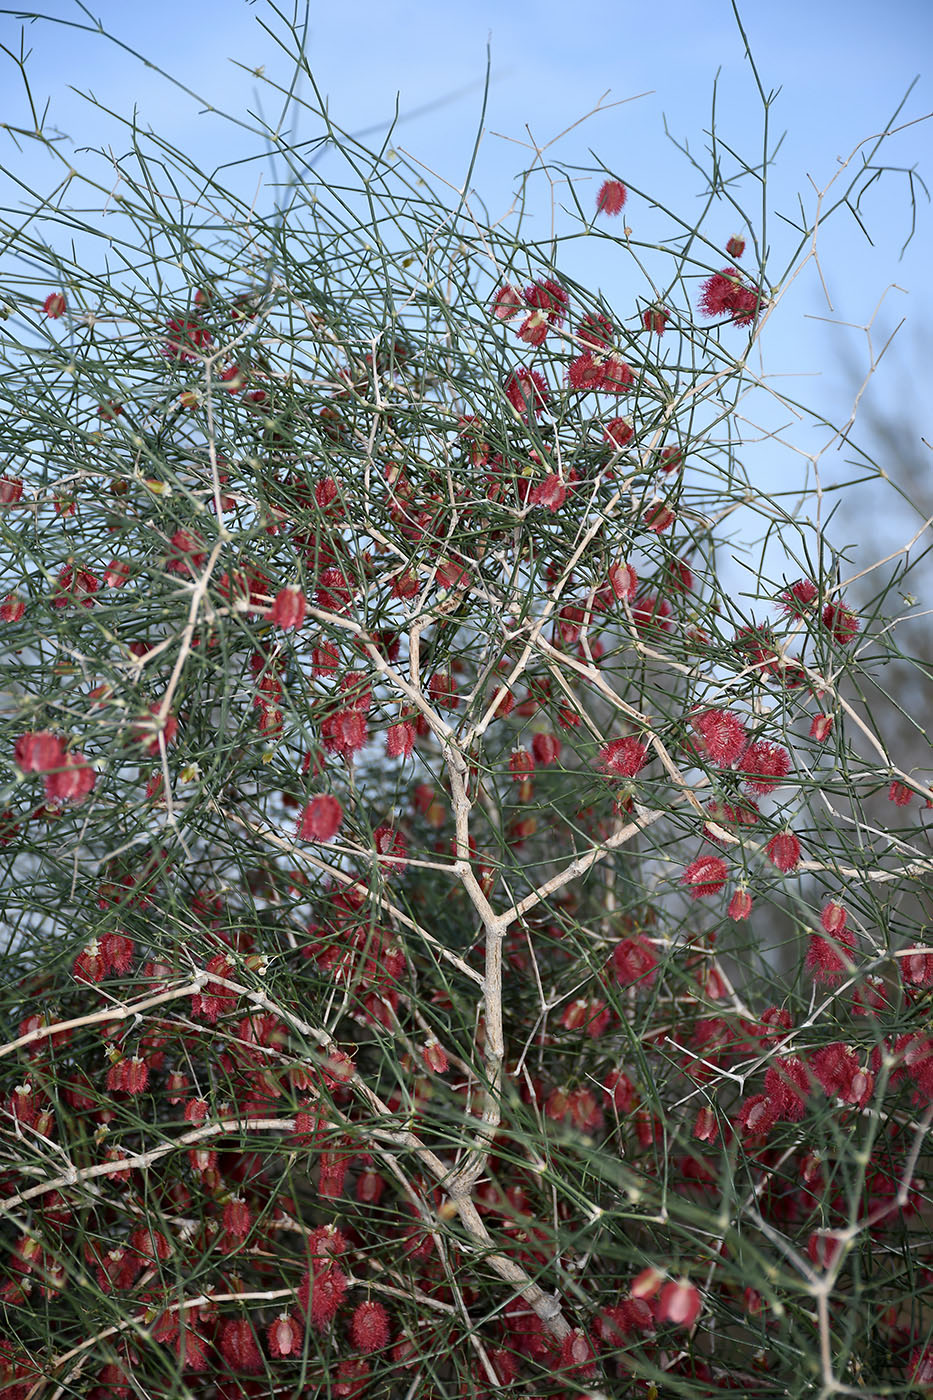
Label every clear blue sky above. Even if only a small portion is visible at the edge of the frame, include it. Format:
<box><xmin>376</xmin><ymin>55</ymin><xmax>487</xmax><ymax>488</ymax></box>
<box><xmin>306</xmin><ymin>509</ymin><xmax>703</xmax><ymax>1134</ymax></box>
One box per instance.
<box><xmin>1</xmin><ymin>0</ymin><xmax>930</xmax><ymax>545</ymax></box>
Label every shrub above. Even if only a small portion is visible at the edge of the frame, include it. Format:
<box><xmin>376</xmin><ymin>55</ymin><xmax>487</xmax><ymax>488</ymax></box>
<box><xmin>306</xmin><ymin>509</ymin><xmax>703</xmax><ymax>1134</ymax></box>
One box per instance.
<box><xmin>0</xmin><ymin>9</ymin><xmax>931</xmax><ymax>1397</ymax></box>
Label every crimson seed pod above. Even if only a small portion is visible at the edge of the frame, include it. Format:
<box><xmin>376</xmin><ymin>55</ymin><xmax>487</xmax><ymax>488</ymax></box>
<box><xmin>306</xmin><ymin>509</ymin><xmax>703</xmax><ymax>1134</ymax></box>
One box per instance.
<box><xmin>350</xmin><ymin>1299</ymin><xmax>390</xmax><ymax>1353</ymax></box>
<box><xmin>267</xmin><ymin>1311</ymin><xmax>303</xmax><ymax>1358</ymax></box>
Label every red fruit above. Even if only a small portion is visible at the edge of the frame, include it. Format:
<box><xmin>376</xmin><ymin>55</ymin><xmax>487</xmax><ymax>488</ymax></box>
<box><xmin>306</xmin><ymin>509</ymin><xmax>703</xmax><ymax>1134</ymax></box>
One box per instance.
<box><xmin>642</xmin><ymin>306</ymin><xmax>670</xmax><ymax>333</ymax></box>
<box><xmin>657</xmin><ymin>1280</ymin><xmax>702</xmax><ymax>1328</ymax></box>
<box><xmin>611</xmin><ymin>936</ymin><xmax>658</xmax><ymax>988</ymax></box>
<box><xmin>1</xmin><ymin>592</ymin><xmax>25</xmax><ymax>621</ymax></box>
<box><xmin>14</xmin><ymin>731</ymin><xmax>65</xmax><ymax>774</ymax></box>
<box><xmin>778</xmin><ymin>577</ymin><xmax>818</xmax><ymax>617</ymax></box>
<box><xmin>131</xmin><ymin>705</ymin><xmax>178</xmax><ymax>755</ymax></box>
<box><xmin>643</xmin><ymin>502</ymin><xmax>675</xmax><ymax>533</ymax></box>
<box><xmin>763</xmin><ymin>1055</ymin><xmax>810</xmax><ymax>1121</ymax></box>
<box><xmin>698</xmin><ymin>267</ymin><xmax>761</xmax><ymax>325</ymax></box>
<box><xmin>311</xmin><ymin>641</ymin><xmax>340</xmax><ymax>675</ymax></box>
<box><xmin>596</xmin><ymin>179</ymin><xmax>627</xmax><ymax>215</ymax></box>
<box><xmin>739</xmin><ymin>740</ymin><xmax>790</xmax><ymax>794</ymax></box>
<box><xmin>321</xmin><ymin>706</ymin><xmax>368</xmax><ymax>757</ymax></box>
<box><xmin>681</xmin><ymin>856</ymin><xmax>728</xmax><ymax>899</ymax></box>
<box><xmin>373</xmin><ymin>825</ymin><xmax>407</xmax><ymax>875</ymax></box>
<box><xmin>491</xmin><ymin>283</ymin><xmax>522</xmax><ymax>320</ymax></box>
<box><xmin>602</xmin><ymin>415</ymin><xmax>633</xmax><ymax>451</ymax></box>
<box><xmin>577</xmin><ymin>311</ymin><xmax>614</xmax><ymax>349</ymax></box>
<box><xmin>421</xmin><ymin>1039</ymin><xmax>448</xmax><ymax>1074</ymax></box>
<box><xmin>334</xmin><ymin>1359</ymin><xmax>370</xmax><ymax>1398</ymax></box>
<box><xmin>693</xmin><ymin>1106</ymin><xmax>719</xmax><ymax>1143</ymax></box>
<box><xmin>103</xmin><ymin>559</ymin><xmax>130</xmax><ymax>588</ymax></box>
<box><xmin>223</xmin><ymin>1195</ymin><xmax>252</xmax><ymax>1240</ymax></box>
<box><xmin>428</xmin><ymin>671</ymin><xmax>459</xmax><ymax>710</ymax></box>
<box><xmin>659</xmin><ymin>445</ymin><xmax>684</xmax><ymax>473</ymax></box>
<box><xmin>736</xmin><ymin>1092</ymin><xmax>778</xmax><ymax>1139</ymax></box>
<box><xmin>267</xmin><ymin>1311</ymin><xmax>303</xmax><ymax>1358</ymax></box>
<box><xmin>270</xmin><ymin>585</ymin><xmax>307</xmax><ymax>629</ymax></box>
<box><xmin>901</xmin><ymin>948</ymin><xmax>933</xmax><ymax>989</ymax></box>
<box><xmin>810</xmin><ymin>712</ymin><xmax>834</xmax><ymax>742</ymax></box>
<box><xmin>73</xmin><ymin>939</ymin><xmax>108</xmax><ymax>983</ymax></box>
<box><xmin>163</xmin><ymin>316</ymin><xmax>211</xmax><ymax>362</ymax></box>
<box><xmin>350</xmin><ymin>1299</ymin><xmax>390</xmax><ymax>1353</ymax></box>
<box><xmin>598</xmin><ymin>736</ymin><xmax>648</xmax><ymax>777</ymax></box>
<box><xmin>631</xmin><ymin>593</ymin><xmax>672</xmax><ymax>633</ymax></box>
<box><xmin>129</xmin><ymin>1225</ymin><xmax>171</xmax><ymax>1262</ymax></box>
<box><xmin>0</xmin><ymin>476</ymin><xmax>24</xmax><ymax>505</ymax></box>
<box><xmin>805</xmin><ymin>924</ymin><xmax>856</xmax><ymax>986</ymax></box>
<box><xmin>504</xmin><ymin>367</ymin><xmax>549</xmax><ymax>421</ymax></box>
<box><xmin>386</xmin><ymin>721</ymin><xmax>415</xmax><ymax>759</ymax></box>
<box><xmin>43</xmin><ymin>752</ymin><xmax>95</xmax><ymax>804</ymax></box>
<box><xmin>529</xmin><ymin>472</ymin><xmax>566</xmax><ymax>511</ymax></box>
<box><xmin>691</xmin><ymin>708</ymin><xmax>747</xmax><ymax>766</ymax></box>
<box><xmin>106</xmin><ymin>1056</ymin><xmax>149</xmax><ymax>1095</ymax></box>
<box><xmin>607</xmin><ymin>560</ymin><xmax>638</xmax><ymax>600</ymax></box>
<box><xmin>297</xmin><ymin>795</ymin><xmax>343</xmax><ymax>843</ymax></box>
<box><xmin>728</xmin><ymin>889</ymin><xmax>753</xmax><ymax>920</ymax></box>
<box><xmin>765</xmin><ymin>830</ymin><xmax>801</xmax><ymax>873</ymax></box>
<box><xmin>43</xmin><ymin>292</ymin><xmax>67</xmax><ymax>318</ymax></box>
<box><xmin>559</xmin><ymin>1327</ymin><xmax>597</xmax><ymax>1377</ymax></box>
<box><xmin>508</xmin><ymin>748</ymin><xmax>534</xmax><ymax>781</ymax></box>
<box><xmin>298</xmin><ymin>1260</ymin><xmax>347</xmax><ymax>1330</ymax></box>
<box><xmin>531</xmin><ymin>732</ymin><xmax>561</xmax><ymax>766</ymax></box>
<box><xmin>821</xmin><ymin>600</ymin><xmax>859</xmax><ymax>645</ymax></box>
<box><xmin>100</xmin><ymin>932</ymin><xmax>134</xmax><ymax>974</ymax></box>
<box><xmin>219</xmin><ymin>1317</ymin><xmax>263</xmax><ymax>1373</ymax></box>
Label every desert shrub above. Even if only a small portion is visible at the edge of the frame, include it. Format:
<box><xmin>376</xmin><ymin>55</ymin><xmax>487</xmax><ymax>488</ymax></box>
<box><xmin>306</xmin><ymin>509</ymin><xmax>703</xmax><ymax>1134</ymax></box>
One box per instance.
<box><xmin>0</xmin><ymin>9</ymin><xmax>931</xmax><ymax>1398</ymax></box>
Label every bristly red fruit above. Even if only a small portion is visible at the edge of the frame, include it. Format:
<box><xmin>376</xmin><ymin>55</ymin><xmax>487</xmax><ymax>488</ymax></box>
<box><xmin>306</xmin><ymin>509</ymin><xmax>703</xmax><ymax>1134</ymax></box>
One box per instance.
<box><xmin>778</xmin><ymin>577</ymin><xmax>818</xmax><ymax>618</ymax></box>
<box><xmin>690</xmin><ymin>708</ymin><xmax>747</xmax><ymax>766</ymax></box>
<box><xmin>596</xmin><ymin>179</ymin><xmax>627</xmax><ymax>215</ymax></box>
<box><xmin>559</xmin><ymin>1327</ymin><xmax>598</xmax><ymax>1377</ymax></box>
<box><xmin>698</xmin><ymin>266</ymin><xmax>761</xmax><ymax>325</ymax></box>
<box><xmin>821</xmin><ymin>600</ymin><xmax>859</xmax><ymax>645</ymax></box>
<box><xmin>657</xmin><ymin>1279</ymin><xmax>702</xmax><ymax>1327</ymax></box>
<box><xmin>491</xmin><ymin>283</ymin><xmax>522</xmax><ymax>320</ymax></box>
<box><xmin>298</xmin><ymin>1260</ymin><xmax>348</xmax><ymax>1330</ymax></box>
<box><xmin>682</xmin><ymin>856</ymin><xmax>729</xmax><ymax>899</ymax></box>
<box><xmin>728</xmin><ymin>889</ymin><xmax>753</xmax><ymax>920</ymax></box>
<box><xmin>765</xmin><ymin>830</ymin><xmax>801</xmax><ymax>873</ymax></box>
<box><xmin>504</xmin><ymin>367</ymin><xmax>549</xmax><ymax>421</ymax></box>
<box><xmin>43</xmin><ymin>292</ymin><xmax>66</xmax><ymax>318</ymax></box>
<box><xmin>386</xmin><ymin>720</ymin><xmax>415</xmax><ymax>759</ymax></box>
<box><xmin>764</xmin><ymin>1055</ymin><xmax>811</xmax><ymax>1121</ymax></box>
<box><xmin>598</xmin><ymin>736</ymin><xmax>648</xmax><ymax>778</ymax></box>
<box><xmin>421</xmin><ymin>1038</ymin><xmax>448</xmax><ymax>1074</ymax></box>
<box><xmin>810</xmin><ymin>712</ymin><xmax>834</xmax><ymax>742</ymax></box>
<box><xmin>642</xmin><ymin>306</ymin><xmax>669</xmax><ymax>333</ymax></box>
<box><xmin>805</xmin><ymin>924</ymin><xmax>856</xmax><ymax>985</ymax></box>
<box><xmin>739</xmin><ymin>739</ymin><xmax>790</xmax><ymax>794</ymax></box>
<box><xmin>297</xmin><ymin>794</ymin><xmax>343</xmax><ymax>843</ymax></box>
<box><xmin>271</xmin><ymin>585</ymin><xmax>307</xmax><ymax>629</ymax></box>
<box><xmin>14</xmin><ymin>731</ymin><xmax>66</xmax><ymax>774</ymax></box>
<box><xmin>531</xmin><ymin>732</ymin><xmax>560</xmax><ymax>766</ymax></box>
<box><xmin>219</xmin><ymin>1317</ymin><xmax>263</xmax><ymax>1373</ymax></box>
<box><xmin>350</xmin><ymin>1299</ymin><xmax>390</xmax><ymax>1353</ymax></box>
<box><xmin>267</xmin><ymin>1311</ymin><xmax>303</xmax><ymax>1358</ymax></box>
<box><xmin>529</xmin><ymin>473</ymin><xmax>566</xmax><ymax>511</ymax></box>
<box><xmin>43</xmin><ymin>751</ymin><xmax>96</xmax><ymax>804</ymax></box>
<box><xmin>603</xmin><ymin>415</ymin><xmax>634</xmax><ymax>449</ymax></box>
<box><xmin>611</xmin><ymin>936</ymin><xmax>658</xmax><ymax>988</ymax></box>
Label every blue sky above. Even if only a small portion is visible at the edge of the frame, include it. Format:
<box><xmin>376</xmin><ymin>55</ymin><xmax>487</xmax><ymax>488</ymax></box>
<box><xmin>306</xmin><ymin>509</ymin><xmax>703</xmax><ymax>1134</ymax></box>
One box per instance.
<box><xmin>1</xmin><ymin>0</ymin><xmax>930</xmax><ymax>552</ymax></box>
